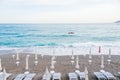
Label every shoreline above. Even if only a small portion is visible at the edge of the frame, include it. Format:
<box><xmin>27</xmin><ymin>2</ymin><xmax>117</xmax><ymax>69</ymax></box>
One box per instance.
<box><xmin>0</xmin><ymin>46</ymin><xmax>120</xmax><ymax>56</ymax></box>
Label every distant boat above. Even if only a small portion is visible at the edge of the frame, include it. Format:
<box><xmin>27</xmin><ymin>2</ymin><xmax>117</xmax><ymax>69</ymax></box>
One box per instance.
<box><xmin>68</xmin><ymin>32</ymin><xmax>75</xmax><ymax>34</ymax></box>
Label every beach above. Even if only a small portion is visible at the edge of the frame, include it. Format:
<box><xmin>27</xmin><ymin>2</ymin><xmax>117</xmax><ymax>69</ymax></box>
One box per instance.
<box><xmin>0</xmin><ymin>24</ymin><xmax>120</xmax><ymax>80</ymax></box>
<box><xmin>0</xmin><ymin>49</ymin><xmax>120</xmax><ymax>80</ymax></box>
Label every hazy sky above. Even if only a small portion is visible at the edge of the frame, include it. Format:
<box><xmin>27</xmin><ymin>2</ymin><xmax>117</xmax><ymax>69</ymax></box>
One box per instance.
<box><xmin>0</xmin><ymin>0</ymin><xmax>120</xmax><ymax>23</ymax></box>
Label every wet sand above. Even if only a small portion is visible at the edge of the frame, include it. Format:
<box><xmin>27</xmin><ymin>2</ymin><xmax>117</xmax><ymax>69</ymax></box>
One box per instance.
<box><xmin>0</xmin><ymin>53</ymin><xmax>120</xmax><ymax>80</ymax></box>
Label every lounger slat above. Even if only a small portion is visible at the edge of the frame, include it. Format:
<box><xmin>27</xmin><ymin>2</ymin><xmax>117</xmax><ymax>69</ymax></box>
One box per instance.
<box><xmin>24</xmin><ymin>73</ymin><xmax>36</xmax><ymax>80</ymax></box>
<box><xmin>14</xmin><ymin>74</ymin><xmax>26</xmax><ymax>80</ymax></box>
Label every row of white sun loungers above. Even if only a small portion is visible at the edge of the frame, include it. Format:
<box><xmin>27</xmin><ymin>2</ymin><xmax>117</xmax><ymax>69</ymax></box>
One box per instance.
<box><xmin>13</xmin><ymin>71</ymin><xmax>119</xmax><ymax>80</ymax></box>
<box><xmin>14</xmin><ymin>73</ymin><xmax>36</xmax><ymax>80</ymax></box>
<box><xmin>6</xmin><ymin>72</ymin><xmax>119</xmax><ymax>80</ymax></box>
<box><xmin>0</xmin><ymin>72</ymin><xmax>36</xmax><ymax>80</ymax></box>
<box><xmin>69</xmin><ymin>70</ymin><xmax>86</xmax><ymax>80</ymax></box>
<box><xmin>42</xmin><ymin>70</ymin><xmax>86</xmax><ymax>80</ymax></box>
<box><xmin>0</xmin><ymin>71</ymin><xmax>119</xmax><ymax>80</ymax></box>
<box><xmin>42</xmin><ymin>71</ymin><xmax>61</xmax><ymax>80</ymax></box>
<box><xmin>94</xmin><ymin>70</ymin><xmax>116</xmax><ymax>80</ymax></box>
<box><xmin>69</xmin><ymin>70</ymin><xmax>118</xmax><ymax>80</ymax></box>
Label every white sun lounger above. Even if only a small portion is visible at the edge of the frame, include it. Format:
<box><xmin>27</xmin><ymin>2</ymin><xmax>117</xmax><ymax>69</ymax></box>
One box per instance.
<box><xmin>0</xmin><ymin>73</ymin><xmax>11</xmax><ymax>80</ymax></box>
<box><xmin>78</xmin><ymin>72</ymin><xmax>85</xmax><ymax>80</ymax></box>
<box><xmin>0</xmin><ymin>72</ymin><xmax>11</xmax><ymax>80</ymax></box>
<box><xmin>42</xmin><ymin>72</ymin><xmax>51</xmax><ymax>80</ymax></box>
<box><xmin>75</xmin><ymin>70</ymin><xmax>85</xmax><ymax>80</ymax></box>
<box><xmin>24</xmin><ymin>73</ymin><xmax>36</xmax><ymax>80</ymax></box>
<box><xmin>68</xmin><ymin>72</ymin><xmax>78</xmax><ymax>80</ymax></box>
<box><xmin>100</xmin><ymin>72</ymin><xmax>115</xmax><ymax>80</ymax></box>
<box><xmin>75</xmin><ymin>70</ymin><xmax>86</xmax><ymax>80</ymax></box>
<box><xmin>14</xmin><ymin>74</ymin><xmax>27</xmax><ymax>80</ymax></box>
<box><xmin>94</xmin><ymin>72</ymin><xmax>107</xmax><ymax>80</ymax></box>
<box><xmin>52</xmin><ymin>73</ymin><xmax>61</xmax><ymax>80</ymax></box>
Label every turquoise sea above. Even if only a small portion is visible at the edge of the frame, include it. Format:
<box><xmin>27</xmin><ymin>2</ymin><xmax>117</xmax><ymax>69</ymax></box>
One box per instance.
<box><xmin>0</xmin><ymin>23</ymin><xmax>120</xmax><ymax>48</ymax></box>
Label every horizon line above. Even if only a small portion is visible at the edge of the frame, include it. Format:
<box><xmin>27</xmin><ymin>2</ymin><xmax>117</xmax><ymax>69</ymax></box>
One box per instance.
<box><xmin>0</xmin><ymin>22</ymin><xmax>117</xmax><ymax>25</ymax></box>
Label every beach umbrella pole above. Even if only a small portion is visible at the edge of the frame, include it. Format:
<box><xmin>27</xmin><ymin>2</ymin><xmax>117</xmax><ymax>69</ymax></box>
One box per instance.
<box><xmin>34</xmin><ymin>50</ymin><xmax>38</xmax><ymax>65</ymax></box>
<box><xmin>101</xmin><ymin>55</ymin><xmax>104</xmax><ymax>69</ymax></box>
<box><xmin>75</xmin><ymin>56</ymin><xmax>79</xmax><ymax>69</ymax></box>
<box><xmin>16</xmin><ymin>50</ymin><xmax>20</xmax><ymax>66</ymax></box>
<box><xmin>3</xmin><ymin>68</ymin><xmax>7</xmax><ymax>80</ymax></box>
<box><xmin>88</xmin><ymin>48</ymin><xmax>92</xmax><ymax>64</ymax></box>
<box><xmin>25</xmin><ymin>55</ymin><xmax>30</xmax><ymax>74</ymax></box>
<box><xmin>107</xmin><ymin>48</ymin><xmax>111</xmax><ymax>64</ymax></box>
<box><xmin>0</xmin><ymin>58</ymin><xmax>2</xmax><ymax>71</ymax></box>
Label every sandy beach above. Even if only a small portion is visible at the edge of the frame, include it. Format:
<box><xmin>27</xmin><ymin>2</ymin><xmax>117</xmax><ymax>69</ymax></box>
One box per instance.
<box><xmin>0</xmin><ymin>52</ymin><xmax>120</xmax><ymax>80</ymax></box>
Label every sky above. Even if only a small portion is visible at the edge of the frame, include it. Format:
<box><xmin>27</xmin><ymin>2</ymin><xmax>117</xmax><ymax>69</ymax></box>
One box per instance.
<box><xmin>0</xmin><ymin>0</ymin><xmax>120</xmax><ymax>23</ymax></box>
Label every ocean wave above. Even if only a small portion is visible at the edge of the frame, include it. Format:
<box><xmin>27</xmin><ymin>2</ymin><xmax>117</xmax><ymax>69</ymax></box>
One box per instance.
<box><xmin>15</xmin><ymin>34</ymin><xmax>80</xmax><ymax>38</ymax></box>
<box><xmin>1</xmin><ymin>42</ymin><xmax>120</xmax><ymax>48</ymax></box>
<box><xmin>0</xmin><ymin>32</ymin><xmax>19</xmax><ymax>36</ymax></box>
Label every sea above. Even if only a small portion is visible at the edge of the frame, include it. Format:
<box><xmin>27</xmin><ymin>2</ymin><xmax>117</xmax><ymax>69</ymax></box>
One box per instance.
<box><xmin>0</xmin><ymin>23</ymin><xmax>120</xmax><ymax>55</ymax></box>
